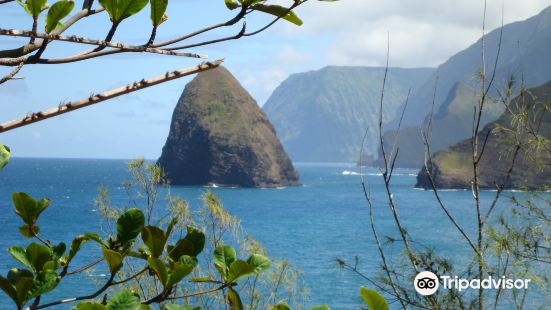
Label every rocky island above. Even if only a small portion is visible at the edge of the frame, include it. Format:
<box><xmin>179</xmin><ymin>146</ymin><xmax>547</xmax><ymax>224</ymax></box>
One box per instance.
<box><xmin>158</xmin><ymin>67</ymin><xmax>300</xmax><ymax>188</ymax></box>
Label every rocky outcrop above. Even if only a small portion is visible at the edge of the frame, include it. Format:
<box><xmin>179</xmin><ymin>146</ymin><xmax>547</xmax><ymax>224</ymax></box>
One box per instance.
<box><xmin>158</xmin><ymin>67</ymin><xmax>300</xmax><ymax>188</ymax></box>
<box><xmin>416</xmin><ymin>81</ymin><xmax>551</xmax><ymax>190</ymax></box>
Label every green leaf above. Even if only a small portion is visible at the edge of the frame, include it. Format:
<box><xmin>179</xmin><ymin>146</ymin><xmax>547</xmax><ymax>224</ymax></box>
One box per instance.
<box><xmin>168</xmin><ymin>227</ymin><xmax>205</xmax><ymax>261</ymax></box>
<box><xmin>271</xmin><ymin>304</ymin><xmax>292</xmax><ymax>310</ymax></box>
<box><xmin>116</xmin><ymin>208</ymin><xmax>144</xmax><ymax>246</ymax></box>
<box><xmin>359</xmin><ymin>287</ymin><xmax>388</xmax><ymax>310</ymax></box>
<box><xmin>227</xmin><ymin>260</ymin><xmax>255</xmax><ymax>282</ymax></box>
<box><xmin>52</xmin><ymin>242</ymin><xmax>66</xmax><ymax>259</ymax></box>
<box><xmin>28</xmin><ymin>270</ymin><xmax>60</xmax><ymax>298</ymax></box>
<box><xmin>102</xmin><ymin>247</ymin><xmax>123</xmax><ymax>274</ymax></box>
<box><xmin>149</xmin><ymin>0</ymin><xmax>168</xmax><ymax>26</ymax></box>
<box><xmin>12</xmin><ymin>192</ymin><xmax>50</xmax><ymax>226</ymax></box>
<box><xmin>99</xmin><ymin>0</ymin><xmax>149</xmax><ymax>22</ymax></box>
<box><xmin>168</xmin><ymin>239</ymin><xmax>192</xmax><ymax>261</ymax></box>
<box><xmin>227</xmin><ymin>287</ymin><xmax>243</xmax><ymax>310</ymax></box>
<box><xmin>251</xmin><ymin>4</ymin><xmax>302</xmax><ymax>26</ymax></box>
<box><xmin>98</xmin><ymin>0</ymin><xmax>116</xmax><ymax>20</ymax></box>
<box><xmin>0</xmin><ymin>144</ymin><xmax>10</xmax><ymax>171</ymax></box>
<box><xmin>46</xmin><ymin>0</ymin><xmax>75</xmax><ymax>33</ymax></box>
<box><xmin>307</xmin><ymin>306</ymin><xmax>330</xmax><ymax>310</ymax></box>
<box><xmin>106</xmin><ymin>289</ymin><xmax>141</xmax><ymax>309</ymax></box>
<box><xmin>6</xmin><ymin>268</ymin><xmax>34</xmax><ymax>285</ymax></box>
<box><xmin>116</xmin><ymin>0</ymin><xmax>149</xmax><ymax>21</ymax></box>
<box><xmin>72</xmin><ymin>302</ymin><xmax>108</xmax><ymax>310</ymax></box>
<box><xmin>147</xmin><ymin>256</ymin><xmax>168</xmax><ymax>286</ymax></box>
<box><xmin>42</xmin><ymin>260</ymin><xmax>60</xmax><ymax>271</ymax></box>
<box><xmin>183</xmin><ymin>226</ymin><xmax>205</xmax><ymax>256</ymax></box>
<box><xmin>18</xmin><ymin>224</ymin><xmax>39</xmax><ymax>238</ymax></box>
<box><xmin>213</xmin><ymin>244</ymin><xmax>236</xmax><ymax>281</ymax></box>
<box><xmin>83</xmin><ymin>233</ymin><xmax>105</xmax><ymax>245</ymax></box>
<box><xmin>246</xmin><ymin>254</ymin><xmax>271</xmax><ymax>274</ymax></box>
<box><xmin>141</xmin><ymin>226</ymin><xmax>167</xmax><ymax>258</ymax></box>
<box><xmin>8</xmin><ymin>246</ymin><xmax>35</xmax><ymax>271</ymax></box>
<box><xmin>166</xmin><ymin>256</ymin><xmax>197</xmax><ymax>287</ymax></box>
<box><xmin>5</xmin><ymin>268</ymin><xmax>34</xmax><ymax>307</ymax></box>
<box><xmin>18</xmin><ymin>0</ymin><xmax>49</xmax><ymax>17</ymax></box>
<box><xmin>65</xmin><ymin>233</ymin><xmax>105</xmax><ymax>266</ymax></box>
<box><xmin>26</xmin><ymin>242</ymin><xmax>53</xmax><ymax>272</ymax></box>
<box><xmin>0</xmin><ymin>275</ymin><xmax>19</xmax><ymax>306</ymax></box>
<box><xmin>224</xmin><ymin>0</ymin><xmax>239</xmax><ymax>10</ymax></box>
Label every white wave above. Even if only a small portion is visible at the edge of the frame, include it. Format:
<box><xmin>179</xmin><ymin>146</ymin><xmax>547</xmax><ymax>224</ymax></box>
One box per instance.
<box><xmin>393</xmin><ymin>173</ymin><xmax>417</xmax><ymax>177</ymax></box>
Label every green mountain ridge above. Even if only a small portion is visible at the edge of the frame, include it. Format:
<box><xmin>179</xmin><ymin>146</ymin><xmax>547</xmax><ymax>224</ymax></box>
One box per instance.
<box><xmin>391</xmin><ymin>5</ymin><xmax>551</xmax><ymax>128</ymax></box>
<box><xmin>378</xmin><ymin>5</ymin><xmax>551</xmax><ymax>168</ymax></box>
<box><xmin>375</xmin><ymin>82</ymin><xmax>504</xmax><ymax>168</ymax></box>
<box><xmin>263</xmin><ymin>66</ymin><xmax>435</xmax><ymax>163</ymax></box>
<box><xmin>416</xmin><ymin>80</ymin><xmax>551</xmax><ymax>190</ymax></box>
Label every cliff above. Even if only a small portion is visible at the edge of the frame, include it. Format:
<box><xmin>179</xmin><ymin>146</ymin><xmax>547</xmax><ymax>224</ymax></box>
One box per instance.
<box><xmin>416</xmin><ymin>81</ymin><xmax>551</xmax><ymax>190</ymax></box>
<box><xmin>263</xmin><ymin>66</ymin><xmax>434</xmax><ymax>162</ymax></box>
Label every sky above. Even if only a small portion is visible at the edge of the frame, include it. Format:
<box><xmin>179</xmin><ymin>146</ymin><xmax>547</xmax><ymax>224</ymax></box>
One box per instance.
<box><xmin>1</xmin><ymin>0</ymin><xmax>551</xmax><ymax>159</ymax></box>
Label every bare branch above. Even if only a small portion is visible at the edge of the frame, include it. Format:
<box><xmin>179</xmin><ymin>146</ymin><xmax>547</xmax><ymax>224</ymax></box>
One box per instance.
<box><xmin>0</xmin><ymin>8</ymin><xmax>105</xmax><ymax>59</ymax></box>
<box><xmin>0</xmin><ymin>28</ymin><xmax>208</xmax><ymax>59</ymax></box>
<box><xmin>0</xmin><ymin>61</ymin><xmax>24</xmax><ymax>85</ymax></box>
<box><xmin>166</xmin><ymin>21</ymin><xmax>247</xmax><ymax>51</ymax></box>
<box><xmin>0</xmin><ymin>59</ymin><xmax>224</xmax><ymax>132</ymax></box>
<box><xmin>35</xmin><ymin>273</ymin><xmax>116</xmax><ymax>309</ymax></box>
<box><xmin>153</xmin><ymin>6</ymin><xmax>248</xmax><ymax>48</ymax></box>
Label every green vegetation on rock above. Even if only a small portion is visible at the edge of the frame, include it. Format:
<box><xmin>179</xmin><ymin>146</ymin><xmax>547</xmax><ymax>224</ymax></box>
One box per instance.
<box><xmin>158</xmin><ymin>66</ymin><xmax>300</xmax><ymax>188</ymax></box>
<box><xmin>417</xmin><ymin>80</ymin><xmax>551</xmax><ymax>190</ymax></box>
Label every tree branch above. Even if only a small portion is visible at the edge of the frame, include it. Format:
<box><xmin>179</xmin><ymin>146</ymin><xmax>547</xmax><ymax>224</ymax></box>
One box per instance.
<box><xmin>0</xmin><ymin>59</ymin><xmax>224</xmax><ymax>132</ymax></box>
<box><xmin>0</xmin><ymin>61</ymin><xmax>24</xmax><ymax>84</ymax></box>
<box><xmin>0</xmin><ymin>8</ymin><xmax>105</xmax><ymax>58</ymax></box>
<box><xmin>0</xmin><ymin>28</ymin><xmax>207</xmax><ymax>59</ymax></box>
<box><xmin>152</xmin><ymin>6</ymin><xmax>248</xmax><ymax>48</ymax></box>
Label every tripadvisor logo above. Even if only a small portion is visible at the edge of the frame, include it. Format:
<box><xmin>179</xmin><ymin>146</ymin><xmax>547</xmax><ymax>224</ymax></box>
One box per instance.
<box><xmin>414</xmin><ymin>271</ymin><xmax>531</xmax><ymax>296</ymax></box>
<box><xmin>414</xmin><ymin>271</ymin><xmax>439</xmax><ymax>295</ymax></box>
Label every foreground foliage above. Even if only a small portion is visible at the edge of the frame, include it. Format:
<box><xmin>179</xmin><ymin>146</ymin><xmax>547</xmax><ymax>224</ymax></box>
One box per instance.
<box><xmin>2</xmin><ymin>160</ymin><xmax>376</xmax><ymax>309</ymax></box>
<box><xmin>0</xmin><ymin>191</ymin><xmax>273</xmax><ymax>309</ymax></box>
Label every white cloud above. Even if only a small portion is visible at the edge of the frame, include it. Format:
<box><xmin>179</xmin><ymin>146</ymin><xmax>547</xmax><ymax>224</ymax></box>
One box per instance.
<box><xmin>235</xmin><ymin>0</ymin><xmax>551</xmax><ymax>103</ymax></box>
<box><xmin>234</xmin><ymin>46</ymin><xmax>311</xmax><ymax>104</ymax></box>
<box><xmin>239</xmin><ymin>65</ymin><xmax>288</xmax><ymax>104</ymax></box>
<box><xmin>276</xmin><ymin>0</ymin><xmax>551</xmax><ymax>67</ymax></box>
<box><xmin>276</xmin><ymin>46</ymin><xmax>310</xmax><ymax>64</ymax></box>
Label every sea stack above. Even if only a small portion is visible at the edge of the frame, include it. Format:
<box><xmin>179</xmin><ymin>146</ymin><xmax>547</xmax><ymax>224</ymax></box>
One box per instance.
<box><xmin>158</xmin><ymin>66</ymin><xmax>300</xmax><ymax>188</ymax></box>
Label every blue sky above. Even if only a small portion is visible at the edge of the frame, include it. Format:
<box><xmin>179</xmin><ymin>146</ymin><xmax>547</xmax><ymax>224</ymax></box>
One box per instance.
<box><xmin>1</xmin><ymin>0</ymin><xmax>551</xmax><ymax>159</ymax></box>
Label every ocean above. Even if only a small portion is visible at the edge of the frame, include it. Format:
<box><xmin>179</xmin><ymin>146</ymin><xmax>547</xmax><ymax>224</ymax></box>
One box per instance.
<box><xmin>0</xmin><ymin>158</ymin><xmax>544</xmax><ymax>309</ymax></box>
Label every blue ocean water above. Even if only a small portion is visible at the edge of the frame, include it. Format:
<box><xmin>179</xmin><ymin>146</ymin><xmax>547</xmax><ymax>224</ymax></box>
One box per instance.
<box><xmin>0</xmin><ymin>158</ymin><xmax>543</xmax><ymax>309</ymax></box>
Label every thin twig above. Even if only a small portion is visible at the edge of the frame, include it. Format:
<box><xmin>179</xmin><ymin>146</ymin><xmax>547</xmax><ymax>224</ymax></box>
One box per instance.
<box><xmin>0</xmin><ymin>61</ymin><xmax>24</xmax><ymax>84</ymax></box>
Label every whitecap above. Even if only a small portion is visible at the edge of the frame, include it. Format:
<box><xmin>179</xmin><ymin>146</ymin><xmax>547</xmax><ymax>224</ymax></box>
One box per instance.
<box><xmin>341</xmin><ymin>170</ymin><xmax>361</xmax><ymax>176</ymax></box>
